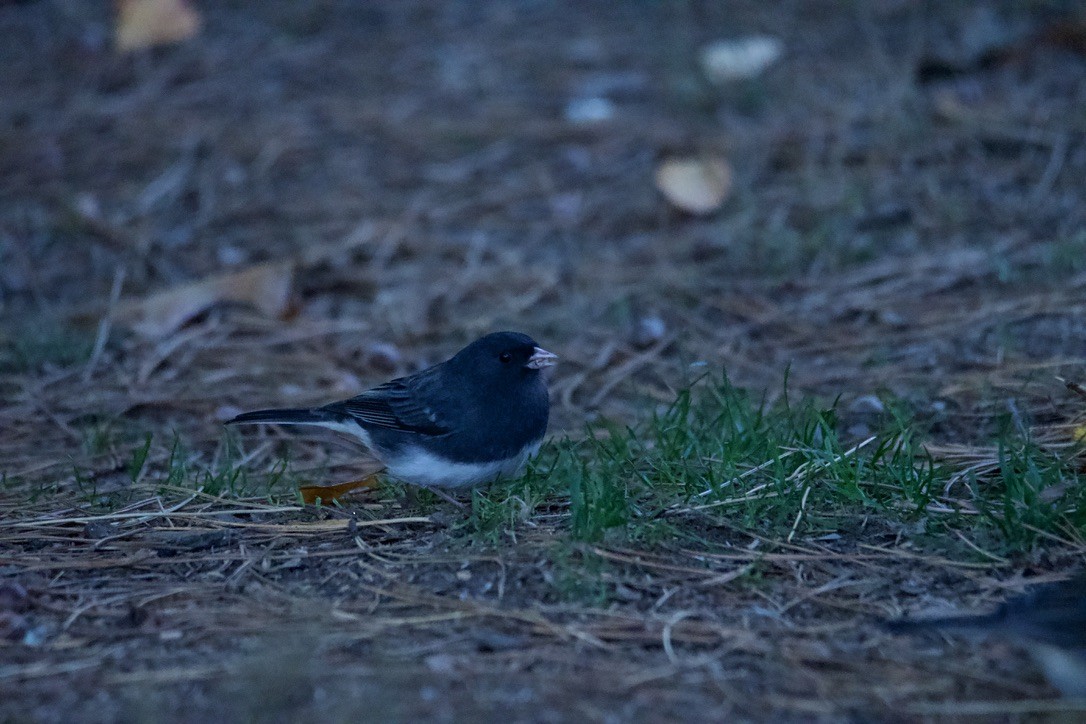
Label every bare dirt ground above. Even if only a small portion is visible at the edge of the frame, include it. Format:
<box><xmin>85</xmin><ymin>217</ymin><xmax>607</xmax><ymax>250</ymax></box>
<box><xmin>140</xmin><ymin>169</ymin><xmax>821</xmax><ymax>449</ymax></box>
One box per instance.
<box><xmin>2</xmin><ymin>1</ymin><xmax>1086</xmax><ymax>721</ymax></box>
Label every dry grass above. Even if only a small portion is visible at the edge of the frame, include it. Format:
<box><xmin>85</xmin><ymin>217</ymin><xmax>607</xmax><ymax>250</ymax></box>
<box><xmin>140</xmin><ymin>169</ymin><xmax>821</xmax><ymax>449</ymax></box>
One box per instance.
<box><xmin>3</xmin><ymin>0</ymin><xmax>1086</xmax><ymax>720</ymax></box>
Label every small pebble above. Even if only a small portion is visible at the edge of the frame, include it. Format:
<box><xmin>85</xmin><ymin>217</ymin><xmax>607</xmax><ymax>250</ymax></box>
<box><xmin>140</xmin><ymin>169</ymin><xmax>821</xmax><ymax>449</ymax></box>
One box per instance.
<box><xmin>565</xmin><ymin>97</ymin><xmax>615</xmax><ymax>124</ymax></box>
<box><xmin>74</xmin><ymin>192</ymin><xmax>101</xmax><ymax>220</ymax></box>
<box><xmin>631</xmin><ymin>314</ymin><xmax>666</xmax><ymax>349</ymax></box>
<box><xmin>425</xmin><ymin>654</ymin><xmax>456</xmax><ymax>674</ymax></box>
<box><xmin>217</xmin><ymin>245</ymin><xmax>248</xmax><ymax>266</ymax></box>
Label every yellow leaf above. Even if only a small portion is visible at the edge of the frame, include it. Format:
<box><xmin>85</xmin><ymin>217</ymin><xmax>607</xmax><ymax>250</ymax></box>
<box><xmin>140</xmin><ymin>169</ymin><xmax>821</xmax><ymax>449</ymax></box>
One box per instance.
<box><xmin>299</xmin><ymin>476</ymin><xmax>380</xmax><ymax>505</ymax></box>
<box><xmin>117</xmin><ymin>262</ymin><xmax>293</xmax><ymax>338</ymax></box>
<box><xmin>654</xmin><ymin>156</ymin><xmax>733</xmax><ymax>215</ymax></box>
<box><xmin>115</xmin><ymin>0</ymin><xmax>202</xmax><ymax>53</ymax></box>
<box><xmin>1073</xmin><ymin>425</ymin><xmax>1086</xmax><ymax>444</ymax></box>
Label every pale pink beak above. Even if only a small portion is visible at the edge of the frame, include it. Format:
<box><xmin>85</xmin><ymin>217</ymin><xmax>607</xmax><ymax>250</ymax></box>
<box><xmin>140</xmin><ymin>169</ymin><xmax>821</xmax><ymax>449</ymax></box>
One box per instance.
<box><xmin>526</xmin><ymin>347</ymin><xmax>558</xmax><ymax>370</ymax></box>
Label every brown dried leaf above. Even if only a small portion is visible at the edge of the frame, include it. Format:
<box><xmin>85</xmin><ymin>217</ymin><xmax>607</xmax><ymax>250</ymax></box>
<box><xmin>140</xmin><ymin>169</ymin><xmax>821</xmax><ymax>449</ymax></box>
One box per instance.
<box><xmin>117</xmin><ymin>262</ymin><xmax>293</xmax><ymax>338</ymax></box>
<box><xmin>115</xmin><ymin>0</ymin><xmax>202</xmax><ymax>53</ymax></box>
<box><xmin>654</xmin><ymin>156</ymin><xmax>733</xmax><ymax>215</ymax></box>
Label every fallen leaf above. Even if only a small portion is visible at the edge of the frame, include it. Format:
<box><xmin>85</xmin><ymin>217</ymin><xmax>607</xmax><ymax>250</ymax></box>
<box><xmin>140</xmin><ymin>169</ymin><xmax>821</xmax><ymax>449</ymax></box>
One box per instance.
<box><xmin>654</xmin><ymin>156</ymin><xmax>732</xmax><ymax>215</ymax></box>
<box><xmin>117</xmin><ymin>262</ymin><xmax>293</xmax><ymax>338</ymax></box>
<box><xmin>700</xmin><ymin>36</ymin><xmax>782</xmax><ymax>83</ymax></box>
<box><xmin>115</xmin><ymin>0</ymin><xmax>202</xmax><ymax>53</ymax></box>
<box><xmin>299</xmin><ymin>475</ymin><xmax>380</xmax><ymax>505</ymax></box>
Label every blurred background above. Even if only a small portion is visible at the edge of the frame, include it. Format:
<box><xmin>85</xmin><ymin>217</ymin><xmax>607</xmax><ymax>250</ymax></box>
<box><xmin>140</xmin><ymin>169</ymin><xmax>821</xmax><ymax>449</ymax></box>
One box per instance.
<box><xmin>2</xmin><ymin>1</ymin><xmax>1086</xmax><ymax>720</ymax></box>
<box><xmin>3</xmin><ymin>2</ymin><xmax>1085</xmax><ymax>421</ymax></box>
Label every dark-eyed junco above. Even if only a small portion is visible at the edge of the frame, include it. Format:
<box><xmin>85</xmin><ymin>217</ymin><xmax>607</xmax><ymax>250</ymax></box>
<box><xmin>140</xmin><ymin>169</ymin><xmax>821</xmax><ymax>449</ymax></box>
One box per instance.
<box><xmin>885</xmin><ymin>575</ymin><xmax>1086</xmax><ymax>697</ymax></box>
<box><xmin>228</xmin><ymin>331</ymin><xmax>556</xmax><ymax>491</ymax></box>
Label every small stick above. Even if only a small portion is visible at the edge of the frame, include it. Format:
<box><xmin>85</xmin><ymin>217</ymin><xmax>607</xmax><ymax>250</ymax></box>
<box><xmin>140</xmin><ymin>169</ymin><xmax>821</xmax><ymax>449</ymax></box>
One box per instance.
<box><xmin>83</xmin><ymin>266</ymin><xmax>125</xmax><ymax>382</ymax></box>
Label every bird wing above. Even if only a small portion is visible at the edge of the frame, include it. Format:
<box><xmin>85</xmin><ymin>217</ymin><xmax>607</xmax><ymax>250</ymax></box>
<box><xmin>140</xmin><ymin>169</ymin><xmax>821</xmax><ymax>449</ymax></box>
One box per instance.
<box><xmin>324</xmin><ymin>367</ymin><xmax>453</xmax><ymax>436</ymax></box>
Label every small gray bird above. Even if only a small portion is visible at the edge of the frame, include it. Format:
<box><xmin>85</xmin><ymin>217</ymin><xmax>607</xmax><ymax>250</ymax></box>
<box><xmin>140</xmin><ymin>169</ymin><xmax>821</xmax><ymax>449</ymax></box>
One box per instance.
<box><xmin>885</xmin><ymin>575</ymin><xmax>1086</xmax><ymax>697</ymax></box>
<box><xmin>228</xmin><ymin>332</ymin><xmax>556</xmax><ymax>491</ymax></box>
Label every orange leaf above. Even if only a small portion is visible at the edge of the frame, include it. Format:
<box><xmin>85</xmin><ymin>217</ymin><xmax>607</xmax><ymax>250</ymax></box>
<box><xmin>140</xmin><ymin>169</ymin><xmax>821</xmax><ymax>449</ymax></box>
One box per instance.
<box><xmin>115</xmin><ymin>0</ymin><xmax>202</xmax><ymax>53</ymax></box>
<box><xmin>299</xmin><ymin>476</ymin><xmax>380</xmax><ymax>505</ymax></box>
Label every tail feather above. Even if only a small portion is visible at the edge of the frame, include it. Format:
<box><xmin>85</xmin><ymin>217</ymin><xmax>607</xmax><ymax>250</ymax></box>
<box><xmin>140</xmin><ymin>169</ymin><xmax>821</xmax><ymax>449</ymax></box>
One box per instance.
<box><xmin>227</xmin><ymin>408</ymin><xmax>341</xmax><ymax>427</ymax></box>
<box><xmin>227</xmin><ymin>407</ymin><xmax>371</xmax><ymax>448</ymax></box>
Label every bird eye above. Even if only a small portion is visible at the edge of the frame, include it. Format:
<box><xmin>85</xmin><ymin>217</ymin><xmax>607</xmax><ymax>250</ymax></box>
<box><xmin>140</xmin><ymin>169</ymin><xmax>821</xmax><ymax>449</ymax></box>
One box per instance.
<box><xmin>499</xmin><ymin>352</ymin><xmax>512</xmax><ymax>363</ymax></box>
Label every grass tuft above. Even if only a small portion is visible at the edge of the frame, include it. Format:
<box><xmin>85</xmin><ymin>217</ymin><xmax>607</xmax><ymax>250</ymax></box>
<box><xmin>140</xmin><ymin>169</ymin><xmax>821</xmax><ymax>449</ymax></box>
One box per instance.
<box><xmin>547</xmin><ymin>375</ymin><xmax>1085</xmax><ymax>554</ymax></box>
<box><xmin>972</xmin><ymin>426</ymin><xmax>1086</xmax><ymax>552</ymax></box>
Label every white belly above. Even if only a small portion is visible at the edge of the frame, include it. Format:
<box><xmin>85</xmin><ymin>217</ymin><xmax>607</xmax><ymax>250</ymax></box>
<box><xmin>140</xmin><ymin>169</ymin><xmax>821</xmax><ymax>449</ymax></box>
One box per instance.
<box><xmin>385</xmin><ymin>441</ymin><xmax>542</xmax><ymax>490</ymax></box>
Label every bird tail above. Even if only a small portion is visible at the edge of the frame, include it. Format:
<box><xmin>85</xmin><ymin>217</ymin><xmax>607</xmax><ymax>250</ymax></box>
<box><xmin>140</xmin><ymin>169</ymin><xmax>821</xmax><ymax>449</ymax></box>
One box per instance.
<box><xmin>227</xmin><ymin>408</ymin><xmax>344</xmax><ymax>427</ymax></box>
<box><xmin>227</xmin><ymin>407</ymin><xmax>371</xmax><ymax>448</ymax></box>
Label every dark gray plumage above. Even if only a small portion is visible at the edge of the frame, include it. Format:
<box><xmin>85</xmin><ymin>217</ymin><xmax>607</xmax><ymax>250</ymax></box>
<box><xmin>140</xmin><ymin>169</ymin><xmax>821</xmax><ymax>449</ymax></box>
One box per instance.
<box><xmin>228</xmin><ymin>332</ymin><xmax>556</xmax><ymax>490</ymax></box>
